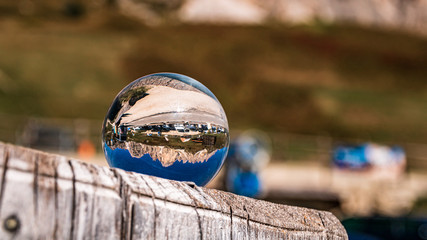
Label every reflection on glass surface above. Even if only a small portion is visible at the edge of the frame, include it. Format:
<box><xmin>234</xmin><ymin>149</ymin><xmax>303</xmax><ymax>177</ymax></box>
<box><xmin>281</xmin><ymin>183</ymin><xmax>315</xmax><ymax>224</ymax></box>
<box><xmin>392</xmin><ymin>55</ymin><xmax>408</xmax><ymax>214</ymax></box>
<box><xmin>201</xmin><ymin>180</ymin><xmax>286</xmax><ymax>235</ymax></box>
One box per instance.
<box><xmin>102</xmin><ymin>73</ymin><xmax>229</xmax><ymax>186</ymax></box>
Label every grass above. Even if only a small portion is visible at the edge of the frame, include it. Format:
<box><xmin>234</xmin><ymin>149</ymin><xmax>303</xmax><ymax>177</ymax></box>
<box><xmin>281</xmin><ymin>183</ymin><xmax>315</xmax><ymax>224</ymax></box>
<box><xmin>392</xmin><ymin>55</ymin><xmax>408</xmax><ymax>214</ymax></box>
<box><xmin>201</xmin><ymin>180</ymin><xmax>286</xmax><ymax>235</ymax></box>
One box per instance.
<box><xmin>0</xmin><ymin>12</ymin><xmax>427</xmax><ymax>153</ymax></box>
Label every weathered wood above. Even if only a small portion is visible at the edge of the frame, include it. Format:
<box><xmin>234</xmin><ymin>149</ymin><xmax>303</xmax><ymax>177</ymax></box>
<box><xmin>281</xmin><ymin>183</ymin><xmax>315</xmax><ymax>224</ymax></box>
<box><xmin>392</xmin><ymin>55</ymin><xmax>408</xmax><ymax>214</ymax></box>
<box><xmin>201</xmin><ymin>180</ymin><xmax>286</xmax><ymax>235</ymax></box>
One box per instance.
<box><xmin>0</xmin><ymin>142</ymin><xmax>347</xmax><ymax>239</ymax></box>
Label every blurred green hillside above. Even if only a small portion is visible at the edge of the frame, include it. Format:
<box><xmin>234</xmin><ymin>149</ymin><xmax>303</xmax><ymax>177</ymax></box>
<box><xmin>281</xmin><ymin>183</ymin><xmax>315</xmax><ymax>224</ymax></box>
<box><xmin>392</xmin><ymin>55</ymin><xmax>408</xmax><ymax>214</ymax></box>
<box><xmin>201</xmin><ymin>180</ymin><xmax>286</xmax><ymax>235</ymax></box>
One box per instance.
<box><xmin>0</xmin><ymin>12</ymin><xmax>426</xmax><ymax>146</ymax></box>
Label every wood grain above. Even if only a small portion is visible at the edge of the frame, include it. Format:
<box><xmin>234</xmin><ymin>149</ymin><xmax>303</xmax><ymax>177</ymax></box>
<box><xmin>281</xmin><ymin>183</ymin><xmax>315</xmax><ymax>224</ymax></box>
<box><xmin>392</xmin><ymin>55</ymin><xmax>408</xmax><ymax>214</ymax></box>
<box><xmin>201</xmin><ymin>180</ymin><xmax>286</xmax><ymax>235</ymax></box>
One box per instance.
<box><xmin>0</xmin><ymin>142</ymin><xmax>347</xmax><ymax>239</ymax></box>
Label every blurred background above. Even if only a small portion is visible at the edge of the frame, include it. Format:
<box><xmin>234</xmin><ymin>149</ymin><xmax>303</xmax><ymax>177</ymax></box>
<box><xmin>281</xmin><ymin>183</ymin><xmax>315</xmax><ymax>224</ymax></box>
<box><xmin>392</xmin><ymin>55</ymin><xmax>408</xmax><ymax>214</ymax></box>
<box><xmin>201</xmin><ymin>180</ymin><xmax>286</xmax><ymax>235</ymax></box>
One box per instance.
<box><xmin>1</xmin><ymin>0</ymin><xmax>427</xmax><ymax>238</ymax></box>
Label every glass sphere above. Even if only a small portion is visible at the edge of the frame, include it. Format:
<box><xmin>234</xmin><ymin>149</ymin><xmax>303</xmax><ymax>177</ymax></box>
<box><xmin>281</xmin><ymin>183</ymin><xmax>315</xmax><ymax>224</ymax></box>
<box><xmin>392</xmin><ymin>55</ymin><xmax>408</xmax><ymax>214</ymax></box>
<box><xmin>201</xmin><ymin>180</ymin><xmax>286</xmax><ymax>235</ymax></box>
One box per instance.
<box><xmin>102</xmin><ymin>73</ymin><xmax>230</xmax><ymax>186</ymax></box>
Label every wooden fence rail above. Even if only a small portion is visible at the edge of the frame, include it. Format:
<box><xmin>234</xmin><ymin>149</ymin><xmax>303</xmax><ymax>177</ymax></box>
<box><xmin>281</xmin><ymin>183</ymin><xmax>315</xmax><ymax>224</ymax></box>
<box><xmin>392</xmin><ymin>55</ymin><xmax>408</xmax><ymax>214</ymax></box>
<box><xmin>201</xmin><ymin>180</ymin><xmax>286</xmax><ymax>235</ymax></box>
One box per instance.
<box><xmin>0</xmin><ymin>142</ymin><xmax>347</xmax><ymax>239</ymax></box>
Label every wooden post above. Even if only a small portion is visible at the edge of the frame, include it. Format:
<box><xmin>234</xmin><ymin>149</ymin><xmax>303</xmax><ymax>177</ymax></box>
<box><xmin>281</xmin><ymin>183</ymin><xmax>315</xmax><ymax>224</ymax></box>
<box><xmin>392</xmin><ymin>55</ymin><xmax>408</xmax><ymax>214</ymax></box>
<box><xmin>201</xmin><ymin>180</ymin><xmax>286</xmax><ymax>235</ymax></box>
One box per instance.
<box><xmin>0</xmin><ymin>142</ymin><xmax>347</xmax><ymax>239</ymax></box>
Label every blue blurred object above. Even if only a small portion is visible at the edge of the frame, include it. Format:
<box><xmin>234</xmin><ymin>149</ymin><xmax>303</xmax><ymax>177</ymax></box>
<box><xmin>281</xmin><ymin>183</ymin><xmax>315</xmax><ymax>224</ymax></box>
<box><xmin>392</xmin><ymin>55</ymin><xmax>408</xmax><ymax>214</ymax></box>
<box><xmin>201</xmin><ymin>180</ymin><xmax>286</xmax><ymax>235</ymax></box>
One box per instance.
<box><xmin>102</xmin><ymin>73</ymin><xmax>229</xmax><ymax>186</ymax></box>
<box><xmin>225</xmin><ymin>161</ymin><xmax>261</xmax><ymax>198</ymax></box>
<box><xmin>225</xmin><ymin>130</ymin><xmax>271</xmax><ymax>197</ymax></box>
<box><xmin>332</xmin><ymin>143</ymin><xmax>406</xmax><ymax>171</ymax></box>
<box><xmin>333</xmin><ymin>144</ymin><xmax>370</xmax><ymax>169</ymax></box>
<box><xmin>232</xmin><ymin>171</ymin><xmax>260</xmax><ymax>198</ymax></box>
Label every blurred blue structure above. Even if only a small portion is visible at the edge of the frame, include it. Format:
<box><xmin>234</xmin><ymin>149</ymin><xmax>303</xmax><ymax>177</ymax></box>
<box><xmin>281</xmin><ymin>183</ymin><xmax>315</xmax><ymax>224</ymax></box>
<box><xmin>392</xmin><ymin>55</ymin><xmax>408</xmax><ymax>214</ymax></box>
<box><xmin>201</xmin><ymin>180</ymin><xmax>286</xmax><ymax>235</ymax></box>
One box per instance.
<box><xmin>226</xmin><ymin>166</ymin><xmax>261</xmax><ymax>197</ymax></box>
<box><xmin>225</xmin><ymin>130</ymin><xmax>271</xmax><ymax>198</ymax></box>
<box><xmin>332</xmin><ymin>143</ymin><xmax>406</xmax><ymax>173</ymax></box>
<box><xmin>333</xmin><ymin>144</ymin><xmax>370</xmax><ymax>169</ymax></box>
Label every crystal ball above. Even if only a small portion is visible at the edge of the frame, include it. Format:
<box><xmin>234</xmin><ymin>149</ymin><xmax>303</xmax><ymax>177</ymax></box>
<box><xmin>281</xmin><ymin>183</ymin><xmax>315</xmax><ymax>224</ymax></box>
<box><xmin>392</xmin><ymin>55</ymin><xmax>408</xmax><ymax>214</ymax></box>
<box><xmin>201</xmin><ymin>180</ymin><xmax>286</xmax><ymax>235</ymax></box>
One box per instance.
<box><xmin>102</xmin><ymin>73</ymin><xmax>230</xmax><ymax>186</ymax></box>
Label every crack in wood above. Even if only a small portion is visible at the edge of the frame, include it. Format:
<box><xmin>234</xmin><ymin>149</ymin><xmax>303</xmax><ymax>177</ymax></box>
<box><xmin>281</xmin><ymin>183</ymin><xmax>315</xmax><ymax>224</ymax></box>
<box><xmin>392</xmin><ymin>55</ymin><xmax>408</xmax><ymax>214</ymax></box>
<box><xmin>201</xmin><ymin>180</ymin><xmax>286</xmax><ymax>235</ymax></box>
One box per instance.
<box><xmin>229</xmin><ymin>206</ymin><xmax>233</xmax><ymax>240</ymax></box>
<box><xmin>33</xmin><ymin>154</ymin><xmax>39</xmax><ymax>217</ymax></box>
<box><xmin>151</xmin><ymin>178</ymin><xmax>170</xmax><ymax>202</ymax></box>
<box><xmin>184</xmin><ymin>181</ymin><xmax>196</xmax><ymax>189</ymax></box>
<box><xmin>318</xmin><ymin>212</ymin><xmax>326</xmax><ymax>229</ymax></box>
<box><xmin>317</xmin><ymin>212</ymin><xmax>347</xmax><ymax>238</ymax></box>
<box><xmin>113</xmin><ymin>169</ymin><xmax>128</xmax><ymax>240</ymax></box>
<box><xmin>68</xmin><ymin>160</ymin><xmax>76</xmax><ymax>240</ymax></box>
<box><xmin>153</xmin><ymin>179</ymin><xmax>171</xmax><ymax>201</ymax></box>
<box><xmin>243</xmin><ymin>205</ymin><xmax>250</xmax><ymax>237</ymax></box>
<box><xmin>139</xmin><ymin>175</ymin><xmax>157</xmax><ymax>239</ymax></box>
<box><xmin>89</xmin><ymin>186</ymin><xmax>97</xmax><ymax>239</ymax></box>
<box><xmin>177</xmin><ymin>227</ymin><xmax>181</xmax><ymax>240</ymax></box>
<box><xmin>152</xmin><ymin>178</ymin><xmax>205</xmax><ymax>239</ymax></box>
<box><xmin>129</xmin><ymin>203</ymin><xmax>135</xmax><ymax>240</ymax></box>
<box><xmin>86</xmin><ymin>164</ymin><xmax>98</xmax><ymax>239</ymax></box>
<box><xmin>192</xmin><ymin>187</ymin><xmax>210</xmax><ymax>206</ymax></box>
<box><xmin>0</xmin><ymin>147</ymin><xmax>9</xmax><ymax>216</ymax></box>
<box><xmin>152</xmin><ymin>177</ymin><xmax>189</xmax><ymax>239</ymax></box>
<box><xmin>195</xmin><ymin>209</ymin><xmax>203</xmax><ymax>240</ymax></box>
<box><xmin>176</xmin><ymin>183</ymin><xmax>203</xmax><ymax>240</ymax></box>
<box><xmin>52</xmin><ymin>162</ymin><xmax>59</xmax><ymax>239</ymax></box>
